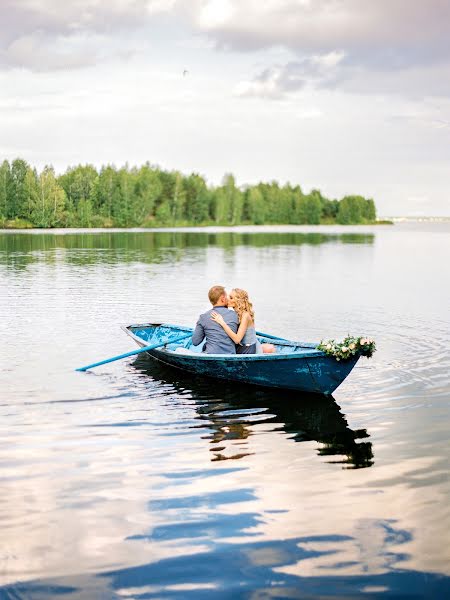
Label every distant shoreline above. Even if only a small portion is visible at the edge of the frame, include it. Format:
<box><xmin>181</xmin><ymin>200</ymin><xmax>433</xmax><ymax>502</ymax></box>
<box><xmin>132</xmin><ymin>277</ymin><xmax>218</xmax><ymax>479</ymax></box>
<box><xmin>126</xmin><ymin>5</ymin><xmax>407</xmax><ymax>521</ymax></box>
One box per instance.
<box><xmin>2</xmin><ymin>221</ymin><xmax>449</xmax><ymax>238</ymax></box>
<box><xmin>381</xmin><ymin>216</ymin><xmax>450</xmax><ymax>222</ymax></box>
<box><xmin>0</xmin><ymin>219</ymin><xmax>394</xmax><ymax>231</ymax></box>
<box><xmin>4</xmin><ymin>218</ymin><xmax>450</xmax><ymax>231</ymax></box>
<box><xmin>0</xmin><ymin>221</ymin><xmax>393</xmax><ymax>232</ymax></box>
<box><xmin>4</xmin><ymin>218</ymin><xmax>450</xmax><ymax>233</ymax></box>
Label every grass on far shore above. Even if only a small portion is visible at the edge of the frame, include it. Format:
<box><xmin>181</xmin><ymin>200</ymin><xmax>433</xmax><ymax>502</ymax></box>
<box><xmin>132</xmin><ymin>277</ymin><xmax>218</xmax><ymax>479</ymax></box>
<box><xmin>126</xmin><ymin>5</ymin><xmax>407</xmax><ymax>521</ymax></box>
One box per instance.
<box><xmin>0</xmin><ymin>217</ymin><xmax>393</xmax><ymax>230</ymax></box>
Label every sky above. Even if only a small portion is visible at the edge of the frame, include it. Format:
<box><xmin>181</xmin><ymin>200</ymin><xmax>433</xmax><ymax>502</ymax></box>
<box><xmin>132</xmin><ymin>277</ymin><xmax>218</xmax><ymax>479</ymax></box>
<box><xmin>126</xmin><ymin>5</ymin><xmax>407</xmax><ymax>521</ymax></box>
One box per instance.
<box><xmin>1</xmin><ymin>0</ymin><xmax>450</xmax><ymax>217</ymax></box>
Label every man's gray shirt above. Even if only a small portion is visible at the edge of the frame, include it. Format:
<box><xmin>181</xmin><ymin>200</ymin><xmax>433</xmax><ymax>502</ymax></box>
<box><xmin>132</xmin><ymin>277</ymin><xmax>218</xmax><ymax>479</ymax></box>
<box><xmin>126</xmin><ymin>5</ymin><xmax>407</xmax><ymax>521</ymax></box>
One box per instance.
<box><xmin>192</xmin><ymin>306</ymin><xmax>239</xmax><ymax>354</ymax></box>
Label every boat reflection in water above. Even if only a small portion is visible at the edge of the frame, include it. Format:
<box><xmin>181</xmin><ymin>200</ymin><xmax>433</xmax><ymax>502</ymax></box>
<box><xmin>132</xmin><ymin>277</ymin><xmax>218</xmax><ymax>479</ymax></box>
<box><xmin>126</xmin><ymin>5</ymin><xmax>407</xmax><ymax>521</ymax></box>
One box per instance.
<box><xmin>133</xmin><ymin>357</ymin><xmax>374</xmax><ymax>469</ymax></box>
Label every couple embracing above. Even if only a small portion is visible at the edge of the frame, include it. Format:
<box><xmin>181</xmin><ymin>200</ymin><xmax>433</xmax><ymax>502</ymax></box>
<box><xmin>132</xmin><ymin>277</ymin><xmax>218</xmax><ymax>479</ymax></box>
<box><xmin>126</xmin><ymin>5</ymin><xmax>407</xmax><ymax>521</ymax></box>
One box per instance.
<box><xmin>192</xmin><ymin>285</ymin><xmax>275</xmax><ymax>355</ymax></box>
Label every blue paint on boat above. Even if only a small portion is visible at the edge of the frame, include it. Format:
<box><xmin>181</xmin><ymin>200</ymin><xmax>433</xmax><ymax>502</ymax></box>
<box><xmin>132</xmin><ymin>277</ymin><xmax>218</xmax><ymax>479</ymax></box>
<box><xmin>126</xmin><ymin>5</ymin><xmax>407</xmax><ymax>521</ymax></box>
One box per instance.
<box><xmin>122</xmin><ymin>323</ymin><xmax>360</xmax><ymax>395</ymax></box>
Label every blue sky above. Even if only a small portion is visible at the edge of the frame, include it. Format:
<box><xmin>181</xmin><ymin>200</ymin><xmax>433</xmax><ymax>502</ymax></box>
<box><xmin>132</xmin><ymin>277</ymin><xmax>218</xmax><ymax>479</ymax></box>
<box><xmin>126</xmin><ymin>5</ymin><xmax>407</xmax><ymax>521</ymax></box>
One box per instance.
<box><xmin>1</xmin><ymin>0</ymin><xmax>449</xmax><ymax>216</ymax></box>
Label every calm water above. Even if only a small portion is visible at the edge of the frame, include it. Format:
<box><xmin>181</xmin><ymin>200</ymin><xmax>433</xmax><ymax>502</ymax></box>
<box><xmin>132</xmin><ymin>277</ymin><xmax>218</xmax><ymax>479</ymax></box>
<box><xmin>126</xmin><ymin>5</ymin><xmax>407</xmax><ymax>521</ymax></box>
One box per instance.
<box><xmin>0</xmin><ymin>223</ymin><xmax>449</xmax><ymax>599</ymax></box>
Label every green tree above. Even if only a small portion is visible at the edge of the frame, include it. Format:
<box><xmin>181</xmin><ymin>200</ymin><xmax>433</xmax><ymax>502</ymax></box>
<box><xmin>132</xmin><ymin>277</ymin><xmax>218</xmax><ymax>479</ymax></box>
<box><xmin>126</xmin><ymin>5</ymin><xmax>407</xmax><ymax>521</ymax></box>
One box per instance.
<box><xmin>221</xmin><ymin>174</ymin><xmax>243</xmax><ymax>225</ymax></box>
<box><xmin>0</xmin><ymin>157</ymin><xmax>379</xmax><ymax>228</ymax></box>
<box><xmin>59</xmin><ymin>165</ymin><xmax>98</xmax><ymax>209</ymax></box>
<box><xmin>183</xmin><ymin>173</ymin><xmax>209</xmax><ymax>223</ymax></box>
<box><xmin>155</xmin><ymin>169</ymin><xmax>175</xmax><ymax>211</ymax></box>
<box><xmin>9</xmin><ymin>158</ymin><xmax>31</xmax><ymax>219</ymax></box>
<box><xmin>31</xmin><ymin>166</ymin><xmax>66</xmax><ymax>227</ymax></box>
<box><xmin>0</xmin><ymin>160</ymin><xmax>11</xmax><ymax>220</ymax></box>
<box><xmin>155</xmin><ymin>200</ymin><xmax>172</xmax><ymax>224</ymax></box>
<box><xmin>111</xmin><ymin>168</ymin><xmax>134</xmax><ymax>227</ymax></box>
<box><xmin>278</xmin><ymin>184</ymin><xmax>295</xmax><ymax>223</ymax></box>
<box><xmin>133</xmin><ymin>164</ymin><xmax>162</xmax><ymax>223</ymax></box>
<box><xmin>304</xmin><ymin>191</ymin><xmax>323</xmax><ymax>224</ymax></box>
<box><xmin>257</xmin><ymin>182</ymin><xmax>277</xmax><ymax>223</ymax></box>
<box><xmin>321</xmin><ymin>198</ymin><xmax>339</xmax><ymax>221</ymax></box>
<box><xmin>23</xmin><ymin>167</ymin><xmax>40</xmax><ymax>221</ymax></box>
<box><xmin>171</xmin><ymin>172</ymin><xmax>186</xmax><ymax>222</ymax></box>
<box><xmin>76</xmin><ymin>198</ymin><xmax>94</xmax><ymax>227</ymax></box>
<box><xmin>92</xmin><ymin>166</ymin><xmax>117</xmax><ymax>222</ymax></box>
<box><xmin>337</xmin><ymin>195</ymin><xmax>364</xmax><ymax>224</ymax></box>
<box><xmin>153</xmin><ymin>170</ymin><xmax>185</xmax><ymax>223</ymax></box>
<box><xmin>293</xmin><ymin>194</ymin><xmax>308</xmax><ymax>224</ymax></box>
<box><xmin>362</xmin><ymin>198</ymin><xmax>376</xmax><ymax>222</ymax></box>
<box><xmin>246</xmin><ymin>187</ymin><xmax>266</xmax><ymax>224</ymax></box>
<box><xmin>211</xmin><ymin>186</ymin><xmax>227</xmax><ymax>223</ymax></box>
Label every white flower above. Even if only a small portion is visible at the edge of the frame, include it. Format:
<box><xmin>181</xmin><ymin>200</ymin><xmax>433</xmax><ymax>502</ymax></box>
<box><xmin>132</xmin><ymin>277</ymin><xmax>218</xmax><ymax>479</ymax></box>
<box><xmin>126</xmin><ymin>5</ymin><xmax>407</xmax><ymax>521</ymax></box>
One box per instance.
<box><xmin>326</xmin><ymin>344</ymin><xmax>332</xmax><ymax>350</ymax></box>
<box><xmin>341</xmin><ymin>346</ymin><xmax>348</xmax><ymax>352</ymax></box>
<box><xmin>349</xmin><ymin>343</ymin><xmax>356</xmax><ymax>350</ymax></box>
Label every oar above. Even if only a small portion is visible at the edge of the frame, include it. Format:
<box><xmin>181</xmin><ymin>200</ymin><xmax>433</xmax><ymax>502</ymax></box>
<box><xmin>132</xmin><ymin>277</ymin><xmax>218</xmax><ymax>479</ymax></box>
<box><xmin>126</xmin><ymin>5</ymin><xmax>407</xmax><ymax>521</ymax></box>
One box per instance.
<box><xmin>256</xmin><ymin>330</ymin><xmax>316</xmax><ymax>349</ymax></box>
<box><xmin>255</xmin><ymin>330</ymin><xmax>287</xmax><ymax>341</ymax></box>
<box><xmin>75</xmin><ymin>333</ymin><xmax>192</xmax><ymax>372</ymax></box>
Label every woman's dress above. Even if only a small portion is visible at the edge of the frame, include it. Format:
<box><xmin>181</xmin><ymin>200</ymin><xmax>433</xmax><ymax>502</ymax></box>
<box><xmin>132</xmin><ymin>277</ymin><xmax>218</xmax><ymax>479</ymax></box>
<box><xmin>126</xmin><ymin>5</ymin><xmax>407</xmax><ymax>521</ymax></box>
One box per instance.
<box><xmin>236</xmin><ymin>326</ymin><xmax>262</xmax><ymax>354</ymax></box>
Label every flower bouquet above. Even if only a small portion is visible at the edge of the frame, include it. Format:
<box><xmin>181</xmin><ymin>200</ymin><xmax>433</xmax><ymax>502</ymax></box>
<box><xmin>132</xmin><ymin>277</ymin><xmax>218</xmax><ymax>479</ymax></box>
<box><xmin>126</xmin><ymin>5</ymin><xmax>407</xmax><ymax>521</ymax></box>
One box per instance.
<box><xmin>316</xmin><ymin>335</ymin><xmax>376</xmax><ymax>361</ymax></box>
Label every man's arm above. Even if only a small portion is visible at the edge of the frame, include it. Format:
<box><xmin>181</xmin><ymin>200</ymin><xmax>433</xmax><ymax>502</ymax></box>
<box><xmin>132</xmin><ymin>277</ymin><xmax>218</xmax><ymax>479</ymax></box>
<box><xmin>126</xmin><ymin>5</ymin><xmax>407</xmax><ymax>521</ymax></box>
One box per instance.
<box><xmin>192</xmin><ymin>317</ymin><xmax>205</xmax><ymax>346</ymax></box>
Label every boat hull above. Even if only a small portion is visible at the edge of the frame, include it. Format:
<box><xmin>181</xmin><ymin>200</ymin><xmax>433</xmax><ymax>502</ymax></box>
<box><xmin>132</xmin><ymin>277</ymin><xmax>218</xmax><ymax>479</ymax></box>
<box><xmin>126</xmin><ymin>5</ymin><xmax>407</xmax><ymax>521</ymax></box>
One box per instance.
<box><xmin>123</xmin><ymin>323</ymin><xmax>359</xmax><ymax>395</ymax></box>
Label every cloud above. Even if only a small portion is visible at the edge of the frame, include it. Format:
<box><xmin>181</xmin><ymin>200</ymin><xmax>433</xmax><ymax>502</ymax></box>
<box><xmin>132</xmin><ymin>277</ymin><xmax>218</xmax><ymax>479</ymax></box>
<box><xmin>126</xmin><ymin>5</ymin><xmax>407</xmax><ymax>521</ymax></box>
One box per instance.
<box><xmin>2</xmin><ymin>0</ymin><xmax>450</xmax><ymax>97</ymax></box>
<box><xmin>4</xmin><ymin>32</ymin><xmax>108</xmax><ymax>71</ymax></box>
<box><xmin>1</xmin><ymin>0</ymin><xmax>176</xmax><ymax>39</ymax></box>
<box><xmin>235</xmin><ymin>52</ymin><xmax>346</xmax><ymax>98</ymax></box>
<box><xmin>189</xmin><ymin>1</ymin><xmax>450</xmax><ymax>67</ymax></box>
<box><xmin>388</xmin><ymin>110</ymin><xmax>450</xmax><ymax>132</ymax></box>
<box><xmin>187</xmin><ymin>0</ymin><xmax>450</xmax><ymax>98</ymax></box>
<box><xmin>197</xmin><ymin>0</ymin><xmax>235</xmax><ymax>28</ymax></box>
<box><xmin>0</xmin><ymin>0</ymin><xmax>176</xmax><ymax>71</ymax></box>
<box><xmin>236</xmin><ymin>57</ymin><xmax>450</xmax><ymax>100</ymax></box>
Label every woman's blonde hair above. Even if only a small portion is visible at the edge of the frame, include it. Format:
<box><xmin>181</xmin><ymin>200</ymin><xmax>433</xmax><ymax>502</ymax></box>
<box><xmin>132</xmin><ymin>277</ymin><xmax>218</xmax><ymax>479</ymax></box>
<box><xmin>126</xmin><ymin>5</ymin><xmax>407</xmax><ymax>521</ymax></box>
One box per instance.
<box><xmin>231</xmin><ymin>288</ymin><xmax>255</xmax><ymax>322</ymax></box>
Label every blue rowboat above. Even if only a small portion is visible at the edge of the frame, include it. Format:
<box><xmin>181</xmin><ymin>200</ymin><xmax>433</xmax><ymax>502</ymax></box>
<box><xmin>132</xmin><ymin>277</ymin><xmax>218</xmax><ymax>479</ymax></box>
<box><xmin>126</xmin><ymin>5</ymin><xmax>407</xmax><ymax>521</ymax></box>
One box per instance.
<box><xmin>122</xmin><ymin>323</ymin><xmax>360</xmax><ymax>395</ymax></box>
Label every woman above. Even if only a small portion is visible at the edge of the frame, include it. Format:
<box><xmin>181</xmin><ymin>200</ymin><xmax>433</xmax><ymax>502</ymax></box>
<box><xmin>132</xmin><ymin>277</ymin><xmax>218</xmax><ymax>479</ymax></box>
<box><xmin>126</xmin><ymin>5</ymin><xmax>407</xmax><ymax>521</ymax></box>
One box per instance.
<box><xmin>211</xmin><ymin>288</ymin><xmax>275</xmax><ymax>354</ymax></box>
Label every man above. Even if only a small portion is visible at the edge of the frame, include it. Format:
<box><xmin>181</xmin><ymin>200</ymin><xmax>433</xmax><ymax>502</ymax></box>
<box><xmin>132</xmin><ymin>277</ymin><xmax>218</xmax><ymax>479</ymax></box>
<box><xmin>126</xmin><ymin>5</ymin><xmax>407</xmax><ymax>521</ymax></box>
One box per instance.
<box><xmin>192</xmin><ymin>285</ymin><xmax>239</xmax><ymax>354</ymax></box>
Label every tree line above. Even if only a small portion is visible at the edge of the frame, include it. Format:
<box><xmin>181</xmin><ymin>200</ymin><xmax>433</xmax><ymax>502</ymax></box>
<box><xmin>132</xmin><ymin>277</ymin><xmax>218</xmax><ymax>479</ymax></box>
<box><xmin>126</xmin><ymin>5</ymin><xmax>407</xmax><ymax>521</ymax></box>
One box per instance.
<box><xmin>0</xmin><ymin>158</ymin><xmax>377</xmax><ymax>228</ymax></box>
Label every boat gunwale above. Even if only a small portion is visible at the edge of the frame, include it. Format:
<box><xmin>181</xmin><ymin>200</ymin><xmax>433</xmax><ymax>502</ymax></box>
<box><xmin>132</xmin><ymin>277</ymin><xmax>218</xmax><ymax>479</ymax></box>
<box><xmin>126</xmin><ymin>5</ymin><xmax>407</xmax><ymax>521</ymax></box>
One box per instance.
<box><xmin>121</xmin><ymin>323</ymin><xmax>331</xmax><ymax>362</ymax></box>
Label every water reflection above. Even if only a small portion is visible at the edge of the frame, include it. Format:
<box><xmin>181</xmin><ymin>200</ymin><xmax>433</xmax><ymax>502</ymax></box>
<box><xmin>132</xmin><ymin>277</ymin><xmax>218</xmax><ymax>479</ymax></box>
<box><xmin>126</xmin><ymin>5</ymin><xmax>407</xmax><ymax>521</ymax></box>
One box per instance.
<box><xmin>133</xmin><ymin>358</ymin><xmax>374</xmax><ymax>469</ymax></box>
<box><xmin>2</xmin><ymin>522</ymin><xmax>448</xmax><ymax>599</ymax></box>
<box><xmin>0</xmin><ymin>230</ymin><xmax>374</xmax><ymax>270</ymax></box>
<box><xmin>1</xmin><ymin>224</ymin><xmax>449</xmax><ymax>598</ymax></box>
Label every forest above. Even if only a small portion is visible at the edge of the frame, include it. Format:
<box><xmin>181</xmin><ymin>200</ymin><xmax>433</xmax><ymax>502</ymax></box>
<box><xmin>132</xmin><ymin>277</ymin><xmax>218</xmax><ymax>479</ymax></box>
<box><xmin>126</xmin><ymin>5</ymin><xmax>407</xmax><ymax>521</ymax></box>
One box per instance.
<box><xmin>0</xmin><ymin>158</ymin><xmax>377</xmax><ymax>228</ymax></box>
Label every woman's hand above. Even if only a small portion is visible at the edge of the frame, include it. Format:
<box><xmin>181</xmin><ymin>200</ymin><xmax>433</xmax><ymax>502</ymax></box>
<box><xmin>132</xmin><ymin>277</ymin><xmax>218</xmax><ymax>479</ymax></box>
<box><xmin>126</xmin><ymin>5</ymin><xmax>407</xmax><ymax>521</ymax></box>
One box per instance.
<box><xmin>211</xmin><ymin>310</ymin><xmax>243</xmax><ymax>343</ymax></box>
<box><xmin>211</xmin><ymin>311</ymin><xmax>226</xmax><ymax>326</ymax></box>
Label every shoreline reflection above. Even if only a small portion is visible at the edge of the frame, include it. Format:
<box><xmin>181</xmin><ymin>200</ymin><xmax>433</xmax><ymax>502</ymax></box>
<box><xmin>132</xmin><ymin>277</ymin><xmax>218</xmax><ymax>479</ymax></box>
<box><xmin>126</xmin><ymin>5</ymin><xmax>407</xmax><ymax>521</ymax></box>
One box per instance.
<box><xmin>133</xmin><ymin>358</ymin><xmax>374</xmax><ymax>469</ymax></box>
<box><xmin>0</xmin><ymin>230</ymin><xmax>374</xmax><ymax>270</ymax></box>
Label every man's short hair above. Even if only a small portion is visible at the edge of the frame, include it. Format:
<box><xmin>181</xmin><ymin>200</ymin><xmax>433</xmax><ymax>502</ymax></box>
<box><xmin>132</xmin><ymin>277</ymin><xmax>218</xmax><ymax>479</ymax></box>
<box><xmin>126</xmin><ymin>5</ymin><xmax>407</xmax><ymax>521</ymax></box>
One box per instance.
<box><xmin>208</xmin><ymin>285</ymin><xmax>226</xmax><ymax>305</ymax></box>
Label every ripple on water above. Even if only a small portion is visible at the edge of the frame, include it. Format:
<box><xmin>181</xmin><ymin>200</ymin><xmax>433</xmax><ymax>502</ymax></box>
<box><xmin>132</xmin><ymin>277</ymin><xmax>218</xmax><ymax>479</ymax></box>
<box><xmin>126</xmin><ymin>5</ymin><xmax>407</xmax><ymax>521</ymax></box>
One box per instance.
<box><xmin>0</xmin><ymin>227</ymin><xmax>449</xmax><ymax>597</ymax></box>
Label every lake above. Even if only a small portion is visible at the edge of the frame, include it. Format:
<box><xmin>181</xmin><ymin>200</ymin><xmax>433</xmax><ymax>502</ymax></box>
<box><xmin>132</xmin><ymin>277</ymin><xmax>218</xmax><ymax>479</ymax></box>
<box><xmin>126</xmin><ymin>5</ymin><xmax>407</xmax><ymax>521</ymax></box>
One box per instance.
<box><xmin>0</xmin><ymin>223</ymin><xmax>449</xmax><ymax>599</ymax></box>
